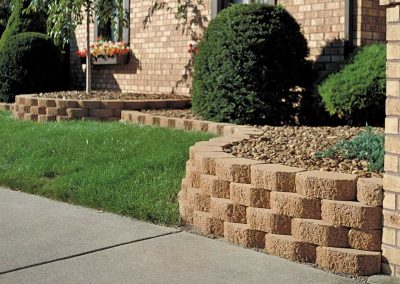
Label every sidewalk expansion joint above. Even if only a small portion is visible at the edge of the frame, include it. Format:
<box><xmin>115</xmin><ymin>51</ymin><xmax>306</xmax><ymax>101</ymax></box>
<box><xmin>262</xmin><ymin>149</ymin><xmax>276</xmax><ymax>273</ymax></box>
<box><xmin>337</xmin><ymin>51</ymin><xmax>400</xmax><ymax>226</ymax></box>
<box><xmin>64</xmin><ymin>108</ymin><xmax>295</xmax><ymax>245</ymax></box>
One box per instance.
<box><xmin>0</xmin><ymin>230</ymin><xmax>182</xmax><ymax>275</ymax></box>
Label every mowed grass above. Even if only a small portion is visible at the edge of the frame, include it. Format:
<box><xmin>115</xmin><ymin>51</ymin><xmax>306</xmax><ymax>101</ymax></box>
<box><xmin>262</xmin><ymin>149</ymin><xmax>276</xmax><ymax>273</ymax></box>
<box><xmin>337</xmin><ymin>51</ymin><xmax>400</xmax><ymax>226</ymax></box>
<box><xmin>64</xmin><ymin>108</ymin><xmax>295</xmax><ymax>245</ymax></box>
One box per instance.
<box><xmin>0</xmin><ymin>111</ymin><xmax>214</xmax><ymax>225</ymax></box>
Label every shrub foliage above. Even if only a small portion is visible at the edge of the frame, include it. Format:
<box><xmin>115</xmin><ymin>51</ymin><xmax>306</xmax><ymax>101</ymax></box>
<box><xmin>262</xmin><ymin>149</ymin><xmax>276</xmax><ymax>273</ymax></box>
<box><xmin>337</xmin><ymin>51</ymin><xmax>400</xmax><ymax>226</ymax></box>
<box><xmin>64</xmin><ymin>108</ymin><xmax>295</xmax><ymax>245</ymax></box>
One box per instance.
<box><xmin>192</xmin><ymin>4</ymin><xmax>312</xmax><ymax>125</ymax></box>
<box><xmin>316</xmin><ymin>127</ymin><xmax>384</xmax><ymax>172</ymax></box>
<box><xmin>318</xmin><ymin>44</ymin><xmax>386</xmax><ymax>126</ymax></box>
<box><xmin>0</xmin><ymin>32</ymin><xmax>63</xmax><ymax>102</ymax></box>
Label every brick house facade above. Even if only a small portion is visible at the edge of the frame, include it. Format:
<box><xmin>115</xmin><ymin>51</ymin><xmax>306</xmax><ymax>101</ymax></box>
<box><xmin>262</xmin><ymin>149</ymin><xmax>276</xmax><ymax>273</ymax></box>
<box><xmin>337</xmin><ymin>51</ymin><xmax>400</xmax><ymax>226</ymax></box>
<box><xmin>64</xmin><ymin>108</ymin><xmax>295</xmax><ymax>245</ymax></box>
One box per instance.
<box><xmin>70</xmin><ymin>0</ymin><xmax>386</xmax><ymax>95</ymax></box>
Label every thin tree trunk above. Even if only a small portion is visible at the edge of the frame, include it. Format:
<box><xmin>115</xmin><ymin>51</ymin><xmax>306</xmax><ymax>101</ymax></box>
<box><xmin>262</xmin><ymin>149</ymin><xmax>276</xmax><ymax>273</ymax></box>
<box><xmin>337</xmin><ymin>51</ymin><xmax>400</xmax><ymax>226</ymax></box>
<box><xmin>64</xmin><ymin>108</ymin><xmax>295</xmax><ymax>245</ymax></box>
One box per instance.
<box><xmin>86</xmin><ymin>4</ymin><xmax>92</xmax><ymax>93</ymax></box>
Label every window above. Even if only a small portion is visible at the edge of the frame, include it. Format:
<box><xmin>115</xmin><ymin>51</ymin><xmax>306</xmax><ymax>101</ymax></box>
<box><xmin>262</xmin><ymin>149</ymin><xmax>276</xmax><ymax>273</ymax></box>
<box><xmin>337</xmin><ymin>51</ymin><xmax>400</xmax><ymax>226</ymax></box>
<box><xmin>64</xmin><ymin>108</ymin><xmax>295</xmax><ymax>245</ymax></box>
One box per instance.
<box><xmin>94</xmin><ymin>0</ymin><xmax>130</xmax><ymax>43</ymax></box>
<box><xmin>212</xmin><ymin>0</ymin><xmax>276</xmax><ymax>18</ymax></box>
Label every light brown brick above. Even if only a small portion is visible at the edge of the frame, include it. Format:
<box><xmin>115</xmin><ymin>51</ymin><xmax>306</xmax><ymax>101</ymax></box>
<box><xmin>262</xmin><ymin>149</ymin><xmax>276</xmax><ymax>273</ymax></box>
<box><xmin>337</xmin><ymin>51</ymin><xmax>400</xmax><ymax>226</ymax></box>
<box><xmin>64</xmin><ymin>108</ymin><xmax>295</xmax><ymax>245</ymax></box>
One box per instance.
<box><xmin>210</xmin><ymin>197</ymin><xmax>246</xmax><ymax>223</ymax></box>
<box><xmin>193</xmin><ymin>211</ymin><xmax>224</xmax><ymax>237</ymax></box>
<box><xmin>348</xmin><ymin>229</ymin><xmax>382</xmax><ymax>251</ymax></box>
<box><xmin>230</xmin><ymin>183</ymin><xmax>270</xmax><ymax>208</ymax></box>
<box><xmin>321</xmin><ymin>200</ymin><xmax>382</xmax><ymax>230</ymax></box>
<box><xmin>383</xmin><ymin>173</ymin><xmax>400</xmax><ymax>194</ymax></box>
<box><xmin>246</xmin><ymin>207</ymin><xmax>291</xmax><ymax>234</ymax></box>
<box><xmin>270</xmin><ymin>192</ymin><xmax>321</xmax><ymax>219</ymax></box>
<box><xmin>215</xmin><ymin>158</ymin><xmax>264</xmax><ymax>183</ymax></box>
<box><xmin>316</xmin><ymin>246</ymin><xmax>381</xmax><ymax>276</ymax></box>
<box><xmin>187</xmin><ymin>187</ymin><xmax>210</xmax><ymax>212</ymax></box>
<box><xmin>383</xmin><ymin>209</ymin><xmax>400</xmax><ymax>229</ymax></box>
<box><xmin>357</xmin><ymin>178</ymin><xmax>383</xmax><ymax>207</ymax></box>
<box><xmin>265</xmin><ymin>234</ymin><xmax>316</xmax><ymax>263</ymax></box>
<box><xmin>383</xmin><ymin>227</ymin><xmax>397</xmax><ymax>246</ymax></box>
<box><xmin>251</xmin><ymin>164</ymin><xmax>304</xmax><ymax>192</ymax></box>
<box><xmin>296</xmin><ymin>171</ymin><xmax>357</xmax><ymax>200</ymax></box>
<box><xmin>192</xmin><ymin>151</ymin><xmax>233</xmax><ymax>175</ymax></box>
<box><xmin>199</xmin><ymin>174</ymin><xmax>230</xmax><ymax>198</ymax></box>
<box><xmin>224</xmin><ymin>222</ymin><xmax>265</xmax><ymax>248</ymax></box>
<box><xmin>292</xmin><ymin>218</ymin><xmax>349</xmax><ymax>247</ymax></box>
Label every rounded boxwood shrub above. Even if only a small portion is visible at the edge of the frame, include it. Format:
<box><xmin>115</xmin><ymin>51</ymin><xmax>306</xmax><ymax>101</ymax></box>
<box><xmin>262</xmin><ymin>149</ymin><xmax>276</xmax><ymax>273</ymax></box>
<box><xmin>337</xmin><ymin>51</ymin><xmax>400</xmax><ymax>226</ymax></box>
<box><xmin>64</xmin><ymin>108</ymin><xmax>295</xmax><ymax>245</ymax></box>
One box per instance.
<box><xmin>318</xmin><ymin>44</ymin><xmax>386</xmax><ymax>126</ymax></box>
<box><xmin>0</xmin><ymin>32</ymin><xmax>63</xmax><ymax>102</ymax></box>
<box><xmin>0</xmin><ymin>0</ymin><xmax>46</xmax><ymax>50</ymax></box>
<box><xmin>192</xmin><ymin>4</ymin><xmax>313</xmax><ymax>125</ymax></box>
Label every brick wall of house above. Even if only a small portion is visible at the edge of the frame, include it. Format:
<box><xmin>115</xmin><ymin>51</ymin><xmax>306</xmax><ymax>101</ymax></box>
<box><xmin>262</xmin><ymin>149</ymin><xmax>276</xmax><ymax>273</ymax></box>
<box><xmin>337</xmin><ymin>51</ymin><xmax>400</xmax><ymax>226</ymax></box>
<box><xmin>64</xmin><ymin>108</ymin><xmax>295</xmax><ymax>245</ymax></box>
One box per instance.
<box><xmin>70</xmin><ymin>0</ymin><xmax>385</xmax><ymax>94</ymax></box>
<box><xmin>380</xmin><ymin>0</ymin><xmax>400</xmax><ymax>278</ymax></box>
<box><xmin>70</xmin><ymin>0</ymin><xmax>212</xmax><ymax>95</ymax></box>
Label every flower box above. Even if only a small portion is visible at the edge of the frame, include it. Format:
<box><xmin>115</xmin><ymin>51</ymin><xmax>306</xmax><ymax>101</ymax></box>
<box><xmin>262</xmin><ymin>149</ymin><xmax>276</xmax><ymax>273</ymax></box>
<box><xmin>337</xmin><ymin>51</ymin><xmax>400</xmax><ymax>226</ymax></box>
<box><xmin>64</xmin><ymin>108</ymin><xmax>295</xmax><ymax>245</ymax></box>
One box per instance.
<box><xmin>78</xmin><ymin>40</ymin><xmax>130</xmax><ymax>66</ymax></box>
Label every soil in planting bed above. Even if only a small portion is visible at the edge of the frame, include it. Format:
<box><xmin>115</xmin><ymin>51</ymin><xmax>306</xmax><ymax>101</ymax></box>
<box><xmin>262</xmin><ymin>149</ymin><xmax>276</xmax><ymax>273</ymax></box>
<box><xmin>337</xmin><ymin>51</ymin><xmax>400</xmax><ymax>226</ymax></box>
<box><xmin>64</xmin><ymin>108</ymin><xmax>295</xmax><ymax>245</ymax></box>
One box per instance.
<box><xmin>224</xmin><ymin>125</ymin><xmax>384</xmax><ymax>178</ymax></box>
<box><xmin>34</xmin><ymin>91</ymin><xmax>190</xmax><ymax>101</ymax></box>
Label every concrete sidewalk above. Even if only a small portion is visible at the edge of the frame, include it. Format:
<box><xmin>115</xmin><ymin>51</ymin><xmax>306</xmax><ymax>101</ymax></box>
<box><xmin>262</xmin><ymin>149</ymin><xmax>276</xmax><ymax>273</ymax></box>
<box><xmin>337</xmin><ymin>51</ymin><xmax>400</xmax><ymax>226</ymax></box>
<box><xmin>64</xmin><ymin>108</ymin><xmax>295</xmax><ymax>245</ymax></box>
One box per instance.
<box><xmin>0</xmin><ymin>188</ymin><xmax>389</xmax><ymax>283</ymax></box>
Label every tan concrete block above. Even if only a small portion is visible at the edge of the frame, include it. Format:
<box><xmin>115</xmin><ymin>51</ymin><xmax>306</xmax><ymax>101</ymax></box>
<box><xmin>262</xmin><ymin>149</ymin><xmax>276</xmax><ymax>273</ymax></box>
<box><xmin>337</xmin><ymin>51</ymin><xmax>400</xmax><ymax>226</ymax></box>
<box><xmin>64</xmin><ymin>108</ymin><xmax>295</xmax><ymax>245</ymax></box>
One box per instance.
<box><xmin>187</xmin><ymin>187</ymin><xmax>210</xmax><ymax>212</ymax></box>
<box><xmin>224</xmin><ymin>222</ymin><xmax>265</xmax><ymax>248</ymax></box>
<box><xmin>296</xmin><ymin>171</ymin><xmax>357</xmax><ymax>200</ymax></box>
<box><xmin>191</xmin><ymin>120</ymin><xmax>209</xmax><ymax>132</ymax></box>
<box><xmin>192</xmin><ymin>151</ymin><xmax>233</xmax><ymax>175</ymax></box>
<box><xmin>230</xmin><ymin>183</ymin><xmax>270</xmax><ymax>208</ymax></box>
<box><xmin>159</xmin><ymin>117</ymin><xmax>176</xmax><ymax>128</ymax></box>
<box><xmin>56</xmin><ymin>116</ymin><xmax>73</xmax><ymax>122</ymax></box>
<box><xmin>265</xmin><ymin>234</ymin><xmax>316</xmax><ymax>263</ymax></box>
<box><xmin>89</xmin><ymin>109</ymin><xmax>113</xmax><ymax>118</ymax></box>
<box><xmin>24</xmin><ymin>97</ymin><xmax>38</xmax><ymax>106</ymax></box>
<box><xmin>193</xmin><ymin>211</ymin><xmax>224</xmax><ymax>237</ymax></box>
<box><xmin>292</xmin><ymin>218</ymin><xmax>349</xmax><ymax>247</ymax></box>
<box><xmin>38</xmin><ymin>99</ymin><xmax>56</xmax><ymax>108</ymax></box>
<box><xmin>316</xmin><ymin>246</ymin><xmax>381</xmax><ymax>276</ymax></box>
<box><xmin>357</xmin><ymin>178</ymin><xmax>383</xmax><ymax>207</ymax></box>
<box><xmin>210</xmin><ymin>197</ymin><xmax>247</xmax><ymax>223</ymax></box>
<box><xmin>246</xmin><ymin>207</ymin><xmax>291</xmax><ymax>234</ymax></box>
<box><xmin>56</xmin><ymin>100</ymin><xmax>78</xmax><ymax>109</ymax></box>
<box><xmin>215</xmin><ymin>158</ymin><xmax>264</xmax><ymax>183</ymax></box>
<box><xmin>30</xmin><ymin>106</ymin><xmax>46</xmax><ymax>115</ymax></box>
<box><xmin>348</xmin><ymin>229</ymin><xmax>382</xmax><ymax>252</ymax></box>
<box><xmin>189</xmin><ymin>146</ymin><xmax>223</xmax><ymax>161</ymax></box>
<box><xmin>175</xmin><ymin>119</ymin><xmax>195</xmax><ymax>131</ymax></box>
<box><xmin>66</xmin><ymin>108</ymin><xmax>88</xmax><ymax>118</ymax></box>
<box><xmin>38</xmin><ymin>115</ymin><xmax>56</xmax><ymax>123</ymax></box>
<box><xmin>23</xmin><ymin>113</ymin><xmax>38</xmax><ymax>121</ymax></box>
<box><xmin>100</xmin><ymin>100</ymin><xmax>124</xmax><ymax>109</ymax></box>
<box><xmin>186</xmin><ymin>165</ymin><xmax>201</xmax><ymax>188</ymax></box>
<box><xmin>251</xmin><ymin>164</ymin><xmax>304</xmax><ymax>192</ymax></box>
<box><xmin>199</xmin><ymin>174</ymin><xmax>230</xmax><ymax>198</ymax></box>
<box><xmin>78</xmin><ymin>100</ymin><xmax>101</xmax><ymax>109</ymax></box>
<box><xmin>321</xmin><ymin>200</ymin><xmax>382</xmax><ymax>230</ymax></box>
<box><xmin>270</xmin><ymin>192</ymin><xmax>321</xmax><ymax>219</ymax></box>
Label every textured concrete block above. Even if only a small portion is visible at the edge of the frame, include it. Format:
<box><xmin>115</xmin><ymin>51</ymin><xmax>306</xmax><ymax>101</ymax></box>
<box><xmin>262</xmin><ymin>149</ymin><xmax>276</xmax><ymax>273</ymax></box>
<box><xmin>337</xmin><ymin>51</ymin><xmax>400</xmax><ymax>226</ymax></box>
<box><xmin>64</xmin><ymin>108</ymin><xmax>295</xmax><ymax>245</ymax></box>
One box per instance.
<box><xmin>56</xmin><ymin>100</ymin><xmax>78</xmax><ymax>109</ymax></box>
<box><xmin>100</xmin><ymin>101</ymin><xmax>124</xmax><ymax>109</ymax></box>
<box><xmin>186</xmin><ymin>165</ymin><xmax>201</xmax><ymax>188</ymax></box>
<box><xmin>193</xmin><ymin>211</ymin><xmax>224</xmax><ymax>237</ymax></box>
<box><xmin>30</xmin><ymin>106</ymin><xmax>46</xmax><ymax>115</ymax></box>
<box><xmin>348</xmin><ymin>229</ymin><xmax>382</xmax><ymax>252</ymax></box>
<box><xmin>159</xmin><ymin>117</ymin><xmax>176</xmax><ymax>128</ymax></box>
<box><xmin>357</xmin><ymin>178</ymin><xmax>383</xmax><ymax>207</ymax></box>
<box><xmin>38</xmin><ymin>115</ymin><xmax>56</xmax><ymax>123</ymax></box>
<box><xmin>230</xmin><ymin>183</ymin><xmax>270</xmax><ymax>208</ymax></box>
<box><xmin>224</xmin><ymin>222</ymin><xmax>265</xmax><ymax>248</ymax></box>
<box><xmin>192</xmin><ymin>151</ymin><xmax>233</xmax><ymax>175</ymax></box>
<box><xmin>67</xmin><ymin>108</ymin><xmax>88</xmax><ymax>118</ymax></box>
<box><xmin>215</xmin><ymin>158</ymin><xmax>264</xmax><ymax>183</ymax></box>
<box><xmin>291</xmin><ymin>218</ymin><xmax>349</xmax><ymax>247</ymax></box>
<box><xmin>270</xmin><ymin>192</ymin><xmax>321</xmax><ymax>219</ymax></box>
<box><xmin>251</xmin><ymin>164</ymin><xmax>304</xmax><ymax>192</ymax></box>
<box><xmin>38</xmin><ymin>99</ymin><xmax>56</xmax><ymax>108</ymax></box>
<box><xmin>210</xmin><ymin>197</ymin><xmax>246</xmax><ymax>224</ymax></box>
<box><xmin>296</xmin><ymin>171</ymin><xmax>357</xmax><ymax>200</ymax></box>
<box><xmin>89</xmin><ymin>109</ymin><xmax>113</xmax><ymax>118</ymax></box>
<box><xmin>23</xmin><ymin>113</ymin><xmax>38</xmax><ymax>121</ymax></box>
<box><xmin>321</xmin><ymin>200</ymin><xmax>382</xmax><ymax>230</ymax></box>
<box><xmin>189</xmin><ymin>146</ymin><xmax>223</xmax><ymax>161</ymax></box>
<box><xmin>316</xmin><ymin>246</ymin><xmax>381</xmax><ymax>276</ymax></box>
<box><xmin>46</xmin><ymin>107</ymin><xmax>67</xmax><ymax>117</ymax></box>
<box><xmin>78</xmin><ymin>100</ymin><xmax>101</xmax><ymax>109</ymax></box>
<box><xmin>265</xmin><ymin>234</ymin><xmax>316</xmax><ymax>263</ymax></box>
<box><xmin>187</xmin><ymin>187</ymin><xmax>210</xmax><ymax>212</ymax></box>
<box><xmin>246</xmin><ymin>207</ymin><xmax>291</xmax><ymax>234</ymax></box>
<box><xmin>199</xmin><ymin>174</ymin><xmax>230</xmax><ymax>198</ymax></box>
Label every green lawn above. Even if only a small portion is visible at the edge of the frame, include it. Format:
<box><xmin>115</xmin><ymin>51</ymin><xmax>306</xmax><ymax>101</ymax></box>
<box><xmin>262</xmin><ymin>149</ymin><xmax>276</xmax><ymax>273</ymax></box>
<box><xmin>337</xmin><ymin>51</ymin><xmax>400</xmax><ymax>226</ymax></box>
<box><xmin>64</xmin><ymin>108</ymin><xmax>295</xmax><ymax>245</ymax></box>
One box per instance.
<box><xmin>0</xmin><ymin>111</ymin><xmax>214</xmax><ymax>225</ymax></box>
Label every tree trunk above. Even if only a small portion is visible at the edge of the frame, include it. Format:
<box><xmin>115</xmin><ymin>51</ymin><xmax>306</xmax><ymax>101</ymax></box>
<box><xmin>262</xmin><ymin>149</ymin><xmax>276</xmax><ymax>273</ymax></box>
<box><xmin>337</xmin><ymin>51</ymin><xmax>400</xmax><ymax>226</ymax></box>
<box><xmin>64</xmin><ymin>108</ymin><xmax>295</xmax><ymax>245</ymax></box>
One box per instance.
<box><xmin>86</xmin><ymin>4</ymin><xmax>92</xmax><ymax>93</ymax></box>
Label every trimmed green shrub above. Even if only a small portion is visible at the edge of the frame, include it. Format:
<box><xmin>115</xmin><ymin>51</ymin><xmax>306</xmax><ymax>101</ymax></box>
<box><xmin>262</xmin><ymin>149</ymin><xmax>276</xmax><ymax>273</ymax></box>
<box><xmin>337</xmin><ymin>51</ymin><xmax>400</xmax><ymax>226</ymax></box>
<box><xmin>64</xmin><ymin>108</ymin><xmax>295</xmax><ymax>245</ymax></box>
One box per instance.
<box><xmin>0</xmin><ymin>0</ymin><xmax>46</xmax><ymax>50</ymax></box>
<box><xmin>0</xmin><ymin>0</ymin><xmax>12</xmax><ymax>37</ymax></box>
<box><xmin>0</xmin><ymin>32</ymin><xmax>63</xmax><ymax>102</ymax></box>
<box><xmin>192</xmin><ymin>4</ymin><xmax>313</xmax><ymax>125</ymax></box>
<box><xmin>315</xmin><ymin>127</ymin><xmax>384</xmax><ymax>172</ymax></box>
<box><xmin>318</xmin><ymin>44</ymin><xmax>386</xmax><ymax>126</ymax></box>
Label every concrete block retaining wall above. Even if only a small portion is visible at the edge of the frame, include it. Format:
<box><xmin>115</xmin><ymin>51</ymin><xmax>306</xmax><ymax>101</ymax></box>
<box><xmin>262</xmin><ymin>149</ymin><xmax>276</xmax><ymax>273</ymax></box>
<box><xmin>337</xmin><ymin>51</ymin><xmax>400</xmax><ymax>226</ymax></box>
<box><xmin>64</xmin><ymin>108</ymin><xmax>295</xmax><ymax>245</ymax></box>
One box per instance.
<box><xmin>118</xmin><ymin>110</ymin><xmax>384</xmax><ymax>277</ymax></box>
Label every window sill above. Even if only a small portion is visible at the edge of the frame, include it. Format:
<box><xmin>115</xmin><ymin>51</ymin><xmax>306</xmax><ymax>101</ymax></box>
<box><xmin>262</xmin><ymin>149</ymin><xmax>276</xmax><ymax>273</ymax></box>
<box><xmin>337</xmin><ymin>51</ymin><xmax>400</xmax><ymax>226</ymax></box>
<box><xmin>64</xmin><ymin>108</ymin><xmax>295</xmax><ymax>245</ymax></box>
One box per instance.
<box><xmin>80</xmin><ymin>54</ymin><xmax>129</xmax><ymax>66</ymax></box>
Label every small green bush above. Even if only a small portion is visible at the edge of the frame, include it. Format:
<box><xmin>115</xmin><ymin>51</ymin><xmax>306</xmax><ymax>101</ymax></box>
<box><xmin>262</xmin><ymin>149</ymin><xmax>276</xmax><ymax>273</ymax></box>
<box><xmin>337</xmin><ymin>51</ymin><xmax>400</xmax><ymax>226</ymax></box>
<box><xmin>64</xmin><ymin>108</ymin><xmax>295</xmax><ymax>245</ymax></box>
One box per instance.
<box><xmin>315</xmin><ymin>127</ymin><xmax>384</xmax><ymax>172</ymax></box>
<box><xmin>0</xmin><ymin>0</ymin><xmax>46</xmax><ymax>50</ymax></box>
<box><xmin>192</xmin><ymin>4</ymin><xmax>313</xmax><ymax>125</ymax></box>
<box><xmin>0</xmin><ymin>0</ymin><xmax>12</xmax><ymax>37</ymax></box>
<box><xmin>0</xmin><ymin>32</ymin><xmax>63</xmax><ymax>102</ymax></box>
<box><xmin>318</xmin><ymin>44</ymin><xmax>386</xmax><ymax>126</ymax></box>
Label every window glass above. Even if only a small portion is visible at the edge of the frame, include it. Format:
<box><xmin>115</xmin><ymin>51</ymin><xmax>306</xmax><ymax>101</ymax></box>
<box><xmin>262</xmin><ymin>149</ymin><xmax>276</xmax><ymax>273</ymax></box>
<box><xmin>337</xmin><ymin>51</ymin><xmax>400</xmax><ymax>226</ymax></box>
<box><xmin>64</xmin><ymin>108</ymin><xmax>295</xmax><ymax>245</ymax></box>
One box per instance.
<box><xmin>95</xmin><ymin>0</ymin><xmax>129</xmax><ymax>43</ymax></box>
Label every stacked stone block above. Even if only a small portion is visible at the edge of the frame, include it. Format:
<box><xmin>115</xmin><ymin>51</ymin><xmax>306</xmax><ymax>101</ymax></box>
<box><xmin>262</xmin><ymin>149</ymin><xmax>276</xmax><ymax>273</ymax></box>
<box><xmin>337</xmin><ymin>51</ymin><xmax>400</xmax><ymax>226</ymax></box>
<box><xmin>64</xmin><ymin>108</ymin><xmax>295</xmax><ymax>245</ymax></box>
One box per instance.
<box><xmin>118</xmin><ymin>110</ymin><xmax>384</xmax><ymax>277</ymax></box>
<box><xmin>11</xmin><ymin>95</ymin><xmax>191</xmax><ymax>122</ymax></box>
<box><xmin>379</xmin><ymin>0</ymin><xmax>400</xmax><ymax>278</ymax></box>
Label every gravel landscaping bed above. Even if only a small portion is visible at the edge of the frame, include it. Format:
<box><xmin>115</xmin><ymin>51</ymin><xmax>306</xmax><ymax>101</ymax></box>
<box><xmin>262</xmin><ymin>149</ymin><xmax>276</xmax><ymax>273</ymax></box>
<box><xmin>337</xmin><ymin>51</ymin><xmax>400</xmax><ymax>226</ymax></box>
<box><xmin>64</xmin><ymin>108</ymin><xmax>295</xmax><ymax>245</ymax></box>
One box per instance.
<box><xmin>35</xmin><ymin>91</ymin><xmax>190</xmax><ymax>101</ymax></box>
<box><xmin>224</xmin><ymin>125</ymin><xmax>384</xmax><ymax>177</ymax></box>
<box><xmin>140</xmin><ymin>109</ymin><xmax>197</xmax><ymax>119</ymax></box>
